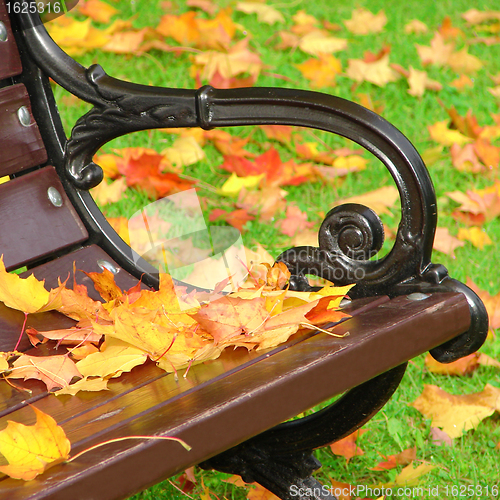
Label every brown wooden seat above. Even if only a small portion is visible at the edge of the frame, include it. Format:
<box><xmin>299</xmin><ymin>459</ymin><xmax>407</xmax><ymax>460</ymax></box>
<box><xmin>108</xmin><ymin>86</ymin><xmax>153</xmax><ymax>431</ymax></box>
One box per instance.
<box><xmin>0</xmin><ymin>2</ymin><xmax>487</xmax><ymax>499</ymax></box>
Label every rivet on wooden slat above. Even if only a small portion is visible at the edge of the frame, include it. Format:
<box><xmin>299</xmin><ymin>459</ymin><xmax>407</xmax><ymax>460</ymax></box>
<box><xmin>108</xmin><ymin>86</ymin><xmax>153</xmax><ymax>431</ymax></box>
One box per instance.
<box><xmin>407</xmin><ymin>293</ymin><xmax>429</xmax><ymax>301</ymax></box>
<box><xmin>17</xmin><ymin>106</ymin><xmax>31</xmax><ymax>127</ymax></box>
<box><xmin>0</xmin><ymin>22</ymin><xmax>7</xmax><ymax>42</ymax></box>
<box><xmin>47</xmin><ymin>186</ymin><xmax>63</xmax><ymax>207</ymax></box>
<box><xmin>97</xmin><ymin>260</ymin><xmax>119</xmax><ymax>274</ymax></box>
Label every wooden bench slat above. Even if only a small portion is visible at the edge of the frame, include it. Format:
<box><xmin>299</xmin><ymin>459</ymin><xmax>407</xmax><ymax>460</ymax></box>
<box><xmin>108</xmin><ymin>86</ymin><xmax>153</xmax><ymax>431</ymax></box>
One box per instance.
<box><xmin>0</xmin><ymin>84</ymin><xmax>47</xmax><ymax>175</ymax></box>
<box><xmin>23</xmin><ymin>244</ymin><xmax>149</xmax><ymax>301</ymax></box>
<box><xmin>0</xmin><ymin>166</ymin><xmax>88</xmax><ymax>271</ymax></box>
<box><xmin>0</xmin><ymin>1</ymin><xmax>22</xmax><ymax>80</ymax></box>
<box><xmin>0</xmin><ymin>292</ymin><xmax>470</xmax><ymax>500</ymax></box>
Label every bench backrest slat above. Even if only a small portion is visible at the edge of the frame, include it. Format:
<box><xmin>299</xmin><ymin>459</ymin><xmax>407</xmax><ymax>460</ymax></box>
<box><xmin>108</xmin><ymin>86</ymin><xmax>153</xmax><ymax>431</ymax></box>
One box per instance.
<box><xmin>0</xmin><ymin>166</ymin><xmax>89</xmax><ymax>271</ymax></box>
<box><xmin>0</xmin><ymin>84</ymin><xmax>48</xmax><ymax>176</ymax></box>
<box><xmin>0</xmin><ymin>1</ymin><xmax>22</xmax><ymax>80</ymax></box>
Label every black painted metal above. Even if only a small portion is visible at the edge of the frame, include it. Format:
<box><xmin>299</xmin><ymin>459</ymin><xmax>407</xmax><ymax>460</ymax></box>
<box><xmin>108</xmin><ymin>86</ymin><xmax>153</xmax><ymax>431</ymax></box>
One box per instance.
<box><xmin>10</xmin><ymin>7</ymin><xmax>489</xmax><ymax>498</ymax></box>
<box><xmin>201</xmin><ymin>364</ymin><xmax>406</xmax><ymax>499</ymax></box>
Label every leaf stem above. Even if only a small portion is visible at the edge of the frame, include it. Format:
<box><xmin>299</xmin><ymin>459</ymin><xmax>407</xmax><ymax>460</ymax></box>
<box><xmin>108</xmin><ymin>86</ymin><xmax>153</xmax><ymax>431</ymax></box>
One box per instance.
<box><xmin>66</xmin><ymin>435</ymin><xmax>191</xmax><ymax>464</ymax></box>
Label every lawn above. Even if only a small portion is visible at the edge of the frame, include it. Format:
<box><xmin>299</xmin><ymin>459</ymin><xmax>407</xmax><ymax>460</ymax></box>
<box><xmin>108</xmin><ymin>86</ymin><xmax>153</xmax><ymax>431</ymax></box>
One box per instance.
<box><xmin>47</xmin><ymin>0</ymin><xmax>500</xmax><ymax>498</ymax></box>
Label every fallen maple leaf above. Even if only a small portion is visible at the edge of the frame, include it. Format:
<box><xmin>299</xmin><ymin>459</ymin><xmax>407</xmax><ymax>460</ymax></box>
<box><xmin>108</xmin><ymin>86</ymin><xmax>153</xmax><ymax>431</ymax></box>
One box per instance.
<box><xmin>162</xmin><ymin>136</ymin><xmax>205</xmax><ymax>168</ymax></box>
<box><xmin>428</xmin><ymin>120</ymin><xmax>473</xmax><ymax>146</ymax></box>
<box><xmin>275</xmin><ymin>205</ymin><xmax>314</xmax><ymax>237</ymax></box>
<box><xmin>344</xmin><ymin>8</ymin><xmax>387</xmax><ymax>35</ymax></box>
<box><xmin>387</xmin><ymin>462</ymin><xmax>435</xmax><ymax>487</ymax></box>
<box><xmin>457</xmin><ymin>226</ymin><xmax>493</xmax><ymax>249</ymax></box>
<box><xmin>298</xmin><ymin>31</ymin><xmax>348</xmax><ymax>56</ymax></box>
<box><xmin>330</xmin><ymin>429</ymin><xmax>368</xmax><ymax>462</ymax></box>
<box><xmin>466</xmin><ymin>279</ymin><xmax>500</xmax><ymax>330</ymax></box>
<box><xmin>75</xmin><ymin>342</ymin><xmax>148</xmax><ymax>379</ymax></box>
<box><xmin>8</xmin><ymin>354</ymin><xmax>82</xmax><ymax>392</ymax></box>
<box><xmin>416</xmin><ymin>32</ymin><xmax>455</xmax><ymax>67</ymax></box>
<box><xmin>209</xmin><ymin>207</ymin><xmax>255</xmax><ymax>232</ymax></box>
<box><xmin>90</xmin><ymin>177</ymin><xmax>127</xmax><ymax>206</ymax></box>
<box><xmin>0</xmin><ymin>406</ymin><xmax>70</xmax><ymax>480</ymax></box>
<box><xmin>404</xmin><ymin>19</ymin><xmax>428</xmax><ymax>34</ymax></box>
<box><xmin>370</xmin><ymin>446</ymin><xmax>416</xmax><ymax>471</ymax></box>
<box><xmin>424</xmin><ymin>352</ymin><xmax>480</xmax><ymax>376</ymax></box>
<box><xmin>432</xmin><ymin>227</ymin><xmax>464</xmax><ymax>258</ymax></box>
<box><xmin>236</xmin><ymin>2</ymin><xmax>284</xmax><ymax>25</ymax></box>
<box><xmin>295</xmin><ymin>54</ymin><xmax>342</xmax><ymax>88</ymax></box>
<box><xmin>411</xmin><ymin>384</ymin><xmax>500</xmax><ymax>438</ymax></box>
<box><xmin>447</xmin><ymin>181</ymin><xmax>500</xmax><ymax>223</ymax></box>
<box><xmin>54</xmin><ymin>376</ymin><xmax>109</xmax><ymax>396</ymax></box>
<box><xmin>346</xmin><ymin>54</ymin><xmax>400</xmax><ymax>87</ymax></box>
<box><xmin>78</xmin><ymin>0</ymin><xmax>118</xmax><ymax>24</ymax></box>
<box><xmin>335</xmin><ymin>186</ymin><xmax>399</xmax><ymax>215</ymax></box>
<box><xmin>406</xmin><ymin>67</ymin><xmax>442</xmax><ymax>97</ymax></box>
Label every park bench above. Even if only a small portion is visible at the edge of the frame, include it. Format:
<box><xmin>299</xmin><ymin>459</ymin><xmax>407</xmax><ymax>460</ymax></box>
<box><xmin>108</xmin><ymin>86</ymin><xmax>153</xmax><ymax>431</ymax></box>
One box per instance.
<box><xmin>0</xmin><ymin>2</ymin><xmax>489</xmax><ymax>499</ymax></box>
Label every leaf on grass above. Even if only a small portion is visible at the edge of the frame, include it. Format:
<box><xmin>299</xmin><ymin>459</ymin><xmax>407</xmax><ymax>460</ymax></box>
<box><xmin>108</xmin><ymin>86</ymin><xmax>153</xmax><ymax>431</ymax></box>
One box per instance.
<box><xmin>447</xmin><ymin>47</ymin><xmax>483</xmax><ymax>74</ymax></box>
<box><xmin>432</xmin><ymin>227</ymin><xmax>464</xmax><ymax>258</ymax></box>
<box><xmin>236</xmin><ymin>2</ymin><xmax>284</xmax><ymax>25</ymax></box>
<box><xmin>430</xmin><ymin>426</ymin><xmax>453</xmax><ymax>446</ymax></box>
<box><xmin>218</xmin><ymin>173</ymin><xmax>264</xmax><ymax>197</ymax></box>
<box><xmin>247</xmin><ymin>483</ymin><xmax>281</xmax><ymax>500</ymax></box>
<box><xmin>416</xmin><ymin>32</ymin><xmax>455</xmax><ymax>66</ymax></box>
<box><xmin>344</xmin><ymin>8</ymin><xmax>387</xmax><ymax>35</ymax></box>
<box><xmin>346</xmin><ymin>54</ymin><xmax>400</xmax><ymax>87</ymax></box>
<box><xmin>162</xmin><ymin>136</ymin><xmax>205</xmax><ymax>168</ymax></box>
<box><xmin>406</xmin><ymin>67</ymin><xmax>442</xmax><ymax>97</ymax></box>
<box><xmin>411</xmin><ymin>383</ymin><xmax>500</xmax><ymax>438</ymax></box>
<box><xmin>447</xmin><ymin>181</ymin><xmax>500</xmax><ymax>223</ymax></box>
<box><xmin>457</xmin><ymin>226</ymin><xmax>493</xmax><ymax>249</ymax></box>
<box><xmin>329</xmin><ymin>429</ymin><xmax>368</xmax><ymax>462</ymax></box>
<box><xmin>275</xmin><ymin>205</ymin><xmax>314</xmax><ymax>237</ymax></box>
<box><xmin>0</xmin><ymin>406</ymin><xmax>70</xmax><ymax>480</ymax></box>
<box><xmin>90</xmin><ymin>177</ymin><xmax>127</xmax><ymax>206</ymax></box>
<box><xmin>466</xmin><ymin>279</ymin><xmax>500</xmax><ymax>330</ymax></box>
<box><xmin>450</xmin><ymin>143</ymin><xmax>483</xmax><ymax>173</ymax></box>
<box><xmin>295</xmin><ymin>55</ymin><xmax>342</xmax><ymax>88</ymax></box>
<box><xmin>404</xmin><ymin>19</ymin><xmax>428</xmax><ymax>34</ymax></box>
<box><xmin>78</xmin><ymin>0</ymin><xmax>118</xmax><ymax>24</ymax></box>
<box><xmin>8</xmin><ymin>355</ymin><xmax>82</xmax><ymax>392</ymax></box>
<box><xmin>298</xmin><ymin>31</ymin><xmax>348</xmax><ymax>56</ymax></box>
<box><xmin>428</xmin><ymin>120</ymin><xmax>474</xmax><ymax>146</ymax></box>
<box><xmin>424</xmin><ymin>352</ymin><xmax>481</xmax><ymax>376</ymax></box>
<box><xmin>387</xmin><ymin>462</ymin><xmax>435</xmax><ymax>487</ymax></box>
<box><xmin>209</xmin><ymin>208</ymin><xmax>255</xmax><ymax>232</ymax></box>
<box><xmin>370</xmin><ymin>446</ymin><xmax>416</xmax><ymax>471</ymax></box>
<box><xmin>335</xmin><ymin>186</ymin><xmax>399</xmax><ymax>215</ymax></box>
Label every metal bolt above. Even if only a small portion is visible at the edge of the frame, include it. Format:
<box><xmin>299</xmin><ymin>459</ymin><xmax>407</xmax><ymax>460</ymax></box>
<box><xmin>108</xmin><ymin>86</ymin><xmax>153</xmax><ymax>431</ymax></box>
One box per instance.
<box><xmin>407</xmin><ymin>292</ymin><xmax>429</xmax><ymax>301</ymax></box>
<box><xmin>97</xmin><ymin>260</ymin><xmax>119</xmax><ymax>274</ymax></box>
<box><xmin>0</xmin><ymin>22</ymin><xmax>7</xmax><ymax>42</ymax></box>
<box><xmin>47</xmin><ymin>187</ymin><xmax>63</xmax><ymax>208</ymax></box>
<box><xmin>17</xmin><ymin>106</ymin><xmax>31</xmax><ymax>127</ymax></box>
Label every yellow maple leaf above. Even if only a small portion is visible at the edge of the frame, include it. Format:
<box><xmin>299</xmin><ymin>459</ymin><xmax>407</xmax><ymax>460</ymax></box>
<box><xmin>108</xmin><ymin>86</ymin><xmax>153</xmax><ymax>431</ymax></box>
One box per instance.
<box><xmin>298</xmin><ymin>31</ymin><xmax>348</xmax><ymax>56</ymax></box>
<box><xmin>54</xmin><ymin>376</ymin><xmax>109</xmax><ymax>396</ymax></box>
<box><xmin>236</xmin><ymin>2</ymin><xmax>284</xmax><ymax>25</ymax></box>
<box><xmin>90</xmin><ymin>177</ymin><xmax>127</xmax><ymax>206</ymax></box>
<box><xmin>387</xmin><ymin>462</ymin><xmax>436</xmax><ymax>487</ymax></box>
<box><xmin>344</xmin><ymin>8</ymin><xmax>387</xmax><ymax>35</ymax></box>
<box><xmin>346</xmin><ymin>54</ymin><xmax>400</xmax><ymax>87</ymax></box>
<box><xmin>76</xmin><ymin>342</ymin><xmax>148</xmax><ymax>379</ymax></box>
<box><xmin>0</xmin><ymin>406</ymin><xmax>70</xmax><ymax>481</ymax></box>
<box><xmin>162</xmin><ymin>136</ymin><xmax>205</xmax><ymax>168</ymax></box>
<box><xmin>218</xmin><ymin>172</ymin><xmax>264</xmax><ymax>197</ymax></box>
<box><xmin>295</xmin><ymin>55</ymin><xmax>342</xmax><ymax>88</ymax></box>
<box><xmin>411</xmin><ymin>384</ymin><xmax>500</xmax><ymax>438</ymax></box>
<box><xmin>0</xmin><ymin>257</ymin><xmax>50</xmax><ymax>314</ymax></box>
<box><xmin>428</xmin><ymin>120</ymin><xmax>474</xmax><ymax>146</ymax></box>
<box><xmin>447</xmin><ymin>47</ymin><xmax>483</xmax><ymax>74</ymax></box>
<box><xmin>457</xmin><ymin>226</ymin><xmax>493</xmax><ymax>249</ymax></box>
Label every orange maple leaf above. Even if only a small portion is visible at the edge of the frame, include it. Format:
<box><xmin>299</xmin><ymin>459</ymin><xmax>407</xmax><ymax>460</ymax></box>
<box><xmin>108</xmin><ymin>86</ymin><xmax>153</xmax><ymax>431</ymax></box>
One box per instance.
<box><xmin>329</xmin><ymin>429</ymin><xmax>368</xmax><ymax>462</ymax></box>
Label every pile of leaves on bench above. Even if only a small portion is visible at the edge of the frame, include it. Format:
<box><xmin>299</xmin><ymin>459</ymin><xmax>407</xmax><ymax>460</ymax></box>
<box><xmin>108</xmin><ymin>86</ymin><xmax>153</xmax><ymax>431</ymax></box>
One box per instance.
<box><xmin>0</xmin><ymin>259</ymin><xmax>351</xmax><ymax>480</ymax></box>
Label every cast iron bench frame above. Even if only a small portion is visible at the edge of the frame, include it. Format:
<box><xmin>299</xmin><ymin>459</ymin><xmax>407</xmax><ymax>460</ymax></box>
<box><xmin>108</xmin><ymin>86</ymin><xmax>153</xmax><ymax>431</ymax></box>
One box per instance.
<box><xmin>0</xmin><ymin>3</ymin><xmax>488</xmax><ymax>499</ymax></box>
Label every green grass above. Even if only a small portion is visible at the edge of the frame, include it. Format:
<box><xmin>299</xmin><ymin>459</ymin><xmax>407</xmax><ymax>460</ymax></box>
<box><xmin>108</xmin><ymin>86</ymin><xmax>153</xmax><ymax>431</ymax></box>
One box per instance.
<box><xmin>49</xmin><ymin>0</ymin><xmax>500</xmax><ymax>498</ymax></box>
